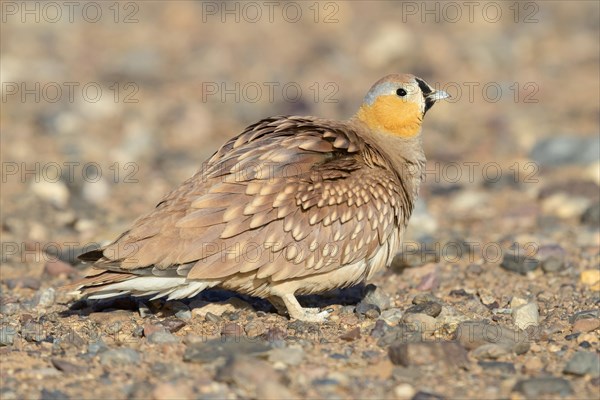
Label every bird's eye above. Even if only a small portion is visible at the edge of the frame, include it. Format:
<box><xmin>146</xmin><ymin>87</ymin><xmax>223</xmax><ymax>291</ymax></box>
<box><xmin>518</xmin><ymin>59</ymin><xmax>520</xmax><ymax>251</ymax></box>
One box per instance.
<box><xmin>396</xmin><ymin>88</ymin><xmax>407</xmax><ymax>97</ymax></box>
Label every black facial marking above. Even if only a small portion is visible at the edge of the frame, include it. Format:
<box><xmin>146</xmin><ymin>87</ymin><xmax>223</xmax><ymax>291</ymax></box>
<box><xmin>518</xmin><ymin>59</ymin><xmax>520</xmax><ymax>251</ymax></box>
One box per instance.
<box><xmin>423</xmin><ymin>98</ymin><xmax>435</xmax><ymax>114</ymax></box>
<box><xmin>415</xmin><ymin>78</ymin><xmax>435</xmax><ymax>114</ymax></box>
<box><xmin>415</xmin><ymin>78</ymin><xmax>433</xmax><ymax>95</ymax></box>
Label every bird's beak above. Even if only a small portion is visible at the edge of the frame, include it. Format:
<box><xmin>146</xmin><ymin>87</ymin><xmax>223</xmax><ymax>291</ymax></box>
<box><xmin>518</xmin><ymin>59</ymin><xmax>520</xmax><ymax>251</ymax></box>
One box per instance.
<box><xmin>427</xmin><ymin>90</ymin><xmax>450</xmax><ymax>102</ymax></box>
<box><xmin>423</xmin><ymin>89</ymin><xmax>450</xmax><ymax>115</ymax></box>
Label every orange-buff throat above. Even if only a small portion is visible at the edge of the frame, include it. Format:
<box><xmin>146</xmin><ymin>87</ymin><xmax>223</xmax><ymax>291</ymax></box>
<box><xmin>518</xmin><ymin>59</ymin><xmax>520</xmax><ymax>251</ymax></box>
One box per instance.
<box><xmin>356</xmin><ymin>95</ymin><xmax>423</xmax><ymax>138</ymax></box>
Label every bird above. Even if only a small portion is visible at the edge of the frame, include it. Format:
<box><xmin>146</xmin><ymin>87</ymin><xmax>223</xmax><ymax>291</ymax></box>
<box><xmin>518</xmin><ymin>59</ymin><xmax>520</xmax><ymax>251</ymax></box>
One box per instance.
<box><xmin>67</xmin><ymin>74</ymin><xmax>449</xmax><ymax>322</ymax></box>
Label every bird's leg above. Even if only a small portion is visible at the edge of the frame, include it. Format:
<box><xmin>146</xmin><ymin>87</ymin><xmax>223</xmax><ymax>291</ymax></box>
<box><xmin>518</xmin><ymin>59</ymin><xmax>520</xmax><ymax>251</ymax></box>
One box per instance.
<box><xmin>268</xmin><ymin>295</ymin><xmax>321</xmax><ymax>316</ymax></box>
<box><xmin>277</xmin><ymin>293</ymin><xmax>332</xmax><ymax>322</ymax></box>
<box><xmin>267</xmin><ymin>296</ymin><xmax>289</xmax><ymax>316</ymax></box>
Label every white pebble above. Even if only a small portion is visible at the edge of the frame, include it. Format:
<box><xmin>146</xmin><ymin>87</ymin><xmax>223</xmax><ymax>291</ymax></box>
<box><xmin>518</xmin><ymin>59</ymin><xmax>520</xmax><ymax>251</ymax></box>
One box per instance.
<box><xmin>31</xmin><ymin>181</ymin><xmax>69</xmax><ymax>208</ymax></box>
<box><xmin>394</xmin><ymin>383</ymin><xmax>416</xmax><ymax>399</ymax></box>
<box><xmin>513</xmin><ymin>302</ymin><xmax>540</xmax><ymax>330</ymax></box>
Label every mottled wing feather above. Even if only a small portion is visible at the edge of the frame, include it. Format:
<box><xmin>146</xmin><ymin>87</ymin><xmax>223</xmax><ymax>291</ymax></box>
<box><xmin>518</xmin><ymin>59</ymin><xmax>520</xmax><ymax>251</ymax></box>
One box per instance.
<box><xmin>82</xmin><ymin>116</ymin><xmax>410</xmax><ymax>282</ymax></box>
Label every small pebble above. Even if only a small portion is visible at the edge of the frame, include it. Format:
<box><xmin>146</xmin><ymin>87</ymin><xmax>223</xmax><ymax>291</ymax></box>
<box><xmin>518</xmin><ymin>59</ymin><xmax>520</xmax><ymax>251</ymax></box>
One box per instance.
<box><xmin>22</xmin><ymin>321</ymin><xmax>45</xmax><ymax>342</ymax></box>
<box><xmin>221</xmin><ymin>323</ymin><xmax>243</xmax><ymax>337</ymax></box>
<box><xmin>105</xmin><ymin>321</ymin><xmax>122</xmax><ymax>335</ymax></box>
<box><xmin>454</xmin><ymin>321</ymin><xmax>530</xmax><ymax>355</ymax></box>
<box><xmin>466</xmin><ymin>263</ymin><xmax>483</xmax><ymax>275</ymax></box>
<box><xmin>6</xmin><ymin>277</ymin><xmax>41</xmax><ymax>290</ymax></box>
<box><xmin>524</xmin><ymin>356</ymin><xmax>544</xmax><ymax>372</ymax></box>
<box><xmin>402</xmin><ymin>313</ymin><xmax>437</xmax><ymax>333</ymax></box>
<box><xmin>268</xmin><ymin>347</ymin><xmax>304</xmax><ymax>366</ymax></box>
<box><xmin>31</xmin><ymin>180</ymin><xmax>69</xmax><ymax>208</ymax></box>
<box><xmin>244</xmin><ymin>321</ymin><xmax>265</xmax><ymax>337</ymax></box>
<box><xmin>174</xmin><ymin>308</ymin><xmax>192</xmax><ymax>321</ymax></box>
<box><xmin>138</xmin><ymin>302</ymin><xmax>152</xmax><ymax>318</ymax></box>
<box><xmin>329</xmin><ymin>353</ymin><xmax>348</xmax><ymax>360</ymax></box>
<box><xmin>477</xmin><ymin>289</ymin><xmax>496</xmax><ymax>307</ymax></box>
<box><xmin>580</xmin><ymin>269</ymin><xmax>600</xmax><ymax>291</ymax></box>
<box><xmin>416</xmin><ymin>269</ymin><xmax>439</xmax><ymax>291</ymax></box>
<box><xmin>570</xmin><ymin>309</ymin><xmax>600</xmax><ymax>323</ymax></box>
<box><xmin>143</xmin><ymin>324</ymin><xmax>165</xmax><ymax>337</ymax></box>
<box><xmin>530</xmin><ymin>136</ymin><xmax>600</xmax><ymax>166</ymax></box>
<box><xmin>43</xmin><ymin>259</ymin><xmax>76</xmax><ymax>277</ymax></box>
<box><xmin>215</xmin><ymin>354</ymin><xmax>280</xmax><ymax>392</ymax></box>
<box><xmin>380</xmin><ymin>308</ymin><xmax>403</xmax><ymax>325</ymax></box>
<box><xmin>163</xmin><ymin>301</ymin><xmax>191</xmax><ymax>321</ymax></box>
<box><xmin>365</xmin><ymin>308</ymin><xmax>381</xmax><ymax>319</ymax></box>
<box><xmin>512</xmin><ymin>377</ymin><xmax>573</xmax><ymax>398</ymax></box>
<box><xmin>50</xmin><ymin>358</ymin><xmax>83</xmax><ymax>374</ymax></box>
<box><xmin>510</xmin><ymin>297</ymin><xmax>529</xmax><ymax>309</ymax></box>
<box><xmin>0</xmin><ymin>326</ymin><xmax>16</xmax><ymax>346</ymax></box>
<box><xmin>0</xmin><ymin>303</ymin><xmax>19</xmax><ymax>316</ymax></box>
<box><xmin>393</xmin><ymin>383</ymin><xmax>416</xmax><ymax>399</ymax></box>
<box><xmin>404</xmin><ymin>301</ymin><xmax>442</xmax><ymax>318</ymax></box>
<box><xmin>222</xmin><ymin>311</ymin><xmax>240</xmax><ymax>321</ymax></box>
<box><xmin>87</xmin><ymin>340</ymin><xmax>108</xmax><ymax>355</ymax></box>
<box><xmin>537</xmin><ymin>244</ymin><xmax>566</xmax><ymax>273</ymax></box>
<box><xmin>152</xmin><ymin>382</ymin><xmax>193</xmax><ymax>400</ymax></box>
<box><xmin>256</xmin><ymin>381</ymin><xmax>295</xmax><ymax>400</ymax></box>
<box><xmin>449</xmin><ymin>289</ymin><xmax>472</xmax><ymax>298</ymax></box>
<box><xmin>263</xmin><ymin>327</ymin><xmax>287</xmax><ymax>343</ymax></box>
<box><xmin>361</xmin><ymin>350</ymin><xmax>380</xmax><ymax>362</ymax></box>
<box><xmin>478</xmin><ymin>361</ymin><xmax>516</xmax><ymax>374</ymax></box>
<box><xmin>147</xmin><ymin>330</ymin><xmax>179</xmax><ymax>344</ymax></box>
<box><xmin>355</xmin><ymin>302</ymin><xmax>381</xmax><ymax>318</ymax></box>
<box><xmin>36</xmin><ymin>288</ymin><xmax>56</xmax><ymax>308</ymax></box>
<box><xmin>339</xmin><ymin>305</ymin><xmax>356</xmax><ymax>314</ymax></box>
<box><xmin>512</xmin><ymin>303</ymin><xmax>540</xmax><ymax>330</ymax></box>
<box><xmin>40</xmin><ymin>389</ymin><xmax>70</xmax><ymax>400</ymax></box>
<box><xmin>471</xmin><ymin>344</ymin><xmax>510</xmax><ymax>360</ymax></box>
<box><xmin>190</xmin><ymin>298</ymin><xmax>254</xmax><ymax>318</ymax></box>
<box><xmin>572</xmin><ymin>318</ymin><xmax>600</xmax><ymax>333</ymax></box>
<box><xmin>581</xmin><ymin>201</ymin><xmax>600</xmax><ymax>225</ymax></box>
<box><xmin>577</xmin><ymin>333</ymin><xmax>598</xmax><ymax>345</ymax></box>
<box><xmin>500</xmin><ymin>252</ymin><xmax>539</xmax><ymax>275</ymax></box>
<box><xmin>388</xmin><ymin>341</ymin><xmax>468</xmax><ymax>368</ymax></box>
<box><xmin>340</xmin><ymin>327</ymin><xmax>361</xmax><ymax>341</ymax></box>
<box><xmin>132</xmin><ymin>325</ymin><xmax>144</xmax><ymax>338</ymax></box>
<box><xmin>20</xmin><ymin>314</ymin><xmax>34</xmax><ymax>324</ymax></box>
<box><xmin>370</xmin><ymin>320</ymin><xmax>390</xmax><ymax>338</ymax></box>
<box><xmin>542</xmin><ymin>192</ymin><xmax>591</xmax><ymax>218</ymax></box>
<box><xmin>161</xmin><ymin>317</ymin><xmax>186</xmax><ymax>333</ymax></box>
<box><xmin>100</xmin><ymin>348</ymin><xmax>141</xmax><ymax>366</ymax></box>
<box><xmin>205</xmin><ymin>312</ymin><xmax>223</xmax><ymax>323</ymax></box>
<box><xmin>412</xmin><ymin>391</ymin><xmax>445</xmax><ymax>400</ymax></box>
<box><xmin>184</xmin><ymin>338</ymin><xmax>272</xmax><ymax>363</ymax></box>
<box><xmin>411</xmin><ymin>391</ymin><xmax>446</xmax><ymax>400</ymax></box>
<box><xmin>362</xmin><ymin>284</ymin><xmax>392</xmax><ymax>311</ymax></box>
<box><xmin>563</xmin><ymin>351</ymin><xmax>600</xmax><ymax>377</ymax></box>
<box><xmin>412</xmin><ymin>292</ymin><xmax>440</xmax><ymax>305</ymax></box>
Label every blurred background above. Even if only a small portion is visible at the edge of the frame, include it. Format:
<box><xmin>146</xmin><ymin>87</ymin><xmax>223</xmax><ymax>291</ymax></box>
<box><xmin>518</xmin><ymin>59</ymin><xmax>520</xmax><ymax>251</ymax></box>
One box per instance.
<box><xmin>1</xmin><ymin>1</ymin><xmax>599</xmax><ymax>262</ymax></box>
<box><xmin>1</xmin><ymin>3</ymin><xmax>599</xmax><ymax>399</ymax></box>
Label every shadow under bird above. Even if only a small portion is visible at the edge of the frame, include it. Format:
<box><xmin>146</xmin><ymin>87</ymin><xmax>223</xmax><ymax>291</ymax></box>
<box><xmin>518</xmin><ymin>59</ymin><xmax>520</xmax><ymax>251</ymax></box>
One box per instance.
<box><xmin>67</xmin><ymin>74</ymin><xmax>449</xmax><ymax>322</ymax></box>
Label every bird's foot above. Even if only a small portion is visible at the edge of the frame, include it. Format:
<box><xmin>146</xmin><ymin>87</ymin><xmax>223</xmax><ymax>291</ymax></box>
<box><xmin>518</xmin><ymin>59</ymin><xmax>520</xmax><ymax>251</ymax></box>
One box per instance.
<box><xmin>289</xmin><ymin>307</ymin><xmax>333</xmax><ymax>323</ymax></box>
<box><xmin>274</xmin><ymin>293</ymin><xmax>333</xmax><ymax>322</ymax></box>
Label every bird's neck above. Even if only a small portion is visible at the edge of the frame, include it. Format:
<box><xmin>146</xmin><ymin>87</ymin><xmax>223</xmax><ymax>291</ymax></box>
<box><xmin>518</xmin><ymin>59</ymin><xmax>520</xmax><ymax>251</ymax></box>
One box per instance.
<box><xmin>351</xmin><ymin>116</ymin><xmax>427</xmax><ymax>197</ymax></box>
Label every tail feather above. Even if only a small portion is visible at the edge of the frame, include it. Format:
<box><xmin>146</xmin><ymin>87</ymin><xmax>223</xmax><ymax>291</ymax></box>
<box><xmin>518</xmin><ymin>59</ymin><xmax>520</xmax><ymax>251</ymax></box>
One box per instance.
<box><xmin>62</xmin><ymin>270</ymin><xmax>134</xmax><ymax>292</ymax></box>
<box><xmin>64</xmin><ymin>269</ymin><xmax>218</xmax><ymax>301</ymax></box>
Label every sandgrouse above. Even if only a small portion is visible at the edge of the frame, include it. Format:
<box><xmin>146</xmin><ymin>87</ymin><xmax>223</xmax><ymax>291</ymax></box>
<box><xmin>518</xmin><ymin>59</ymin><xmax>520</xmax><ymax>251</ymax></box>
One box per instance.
<box><xmin>69</xmin><ymin>74</ymin><xmax>449</xmax><ymax>322</ymax></box>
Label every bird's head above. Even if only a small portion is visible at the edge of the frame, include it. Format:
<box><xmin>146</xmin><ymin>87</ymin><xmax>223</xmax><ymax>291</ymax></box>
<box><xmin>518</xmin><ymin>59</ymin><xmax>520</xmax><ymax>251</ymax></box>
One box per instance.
<box><xmin>356</xmin><ymin>74</ymin><xmax>449</xmax><ymax>138</ymax></box>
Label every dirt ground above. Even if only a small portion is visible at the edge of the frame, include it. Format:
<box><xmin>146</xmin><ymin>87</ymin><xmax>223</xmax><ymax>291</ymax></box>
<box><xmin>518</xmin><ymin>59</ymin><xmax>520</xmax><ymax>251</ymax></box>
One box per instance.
<box><xmin>1</xmin><ymin>2</ymin><xmax>599</xmax><ymax>399</ymax></box>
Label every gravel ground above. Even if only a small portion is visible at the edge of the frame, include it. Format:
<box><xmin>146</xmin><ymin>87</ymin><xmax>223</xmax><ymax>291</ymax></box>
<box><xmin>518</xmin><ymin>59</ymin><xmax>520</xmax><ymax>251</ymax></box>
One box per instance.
<box><xmin>1</xmin><ymin>2</ymin><xmax>599</xmax><ymax>399</ymax></box>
